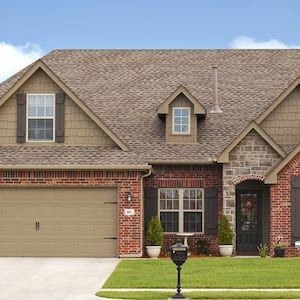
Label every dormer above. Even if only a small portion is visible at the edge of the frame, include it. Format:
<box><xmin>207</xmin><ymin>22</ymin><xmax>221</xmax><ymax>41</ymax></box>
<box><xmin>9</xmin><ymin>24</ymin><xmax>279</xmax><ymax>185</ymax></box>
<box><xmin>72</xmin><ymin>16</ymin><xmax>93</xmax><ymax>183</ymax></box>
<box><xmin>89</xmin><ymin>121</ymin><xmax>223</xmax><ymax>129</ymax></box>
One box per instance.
<box><xmin>157</xmin><ymin>85</ymin><xmax>206</xmax><ymax>144</ymax></box>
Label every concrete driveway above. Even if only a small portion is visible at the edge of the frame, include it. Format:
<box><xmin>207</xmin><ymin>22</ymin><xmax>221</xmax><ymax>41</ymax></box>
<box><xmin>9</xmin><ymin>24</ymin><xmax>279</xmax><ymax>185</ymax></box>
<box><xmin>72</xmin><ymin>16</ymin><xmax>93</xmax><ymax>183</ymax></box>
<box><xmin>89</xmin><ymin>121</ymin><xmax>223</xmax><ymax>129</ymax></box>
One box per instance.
<box><xmin>0</xmin><ymin>257</ymin><xmax>119</xmax><ymax>300</ymax></box>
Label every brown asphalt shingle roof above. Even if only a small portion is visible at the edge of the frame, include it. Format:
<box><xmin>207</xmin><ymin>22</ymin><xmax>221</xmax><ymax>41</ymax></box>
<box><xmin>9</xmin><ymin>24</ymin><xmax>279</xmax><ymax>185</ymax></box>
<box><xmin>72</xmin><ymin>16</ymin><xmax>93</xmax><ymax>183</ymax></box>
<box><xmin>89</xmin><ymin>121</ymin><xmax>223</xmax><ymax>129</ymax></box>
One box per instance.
<box><xmin>1</xmin><ymin>49</ymin><xmax>300</xmax><ymax>167</ymax></box>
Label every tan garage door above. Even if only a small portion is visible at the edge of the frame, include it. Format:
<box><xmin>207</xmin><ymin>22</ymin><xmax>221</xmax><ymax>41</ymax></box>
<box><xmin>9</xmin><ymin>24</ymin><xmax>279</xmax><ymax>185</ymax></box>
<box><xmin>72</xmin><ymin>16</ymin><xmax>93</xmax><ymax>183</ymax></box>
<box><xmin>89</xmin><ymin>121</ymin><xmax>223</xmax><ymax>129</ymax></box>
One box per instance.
<box><xmin>0</xmin><ymin>187</ymin><xmax>118</xmax><ymax>257</ymax></box>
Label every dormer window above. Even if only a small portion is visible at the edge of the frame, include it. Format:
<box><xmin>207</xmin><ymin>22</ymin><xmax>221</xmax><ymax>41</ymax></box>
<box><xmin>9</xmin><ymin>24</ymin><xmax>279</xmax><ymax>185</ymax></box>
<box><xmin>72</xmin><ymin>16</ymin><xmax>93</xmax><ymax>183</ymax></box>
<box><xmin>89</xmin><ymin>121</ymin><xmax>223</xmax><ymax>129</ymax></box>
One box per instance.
<box><xmin>157</xmin><ymin>85</ymin><xmax>206</xmax><ymax>144</ymax></box>
<box><xmin>173</xmin><ymin>107</ymin><xmax>190</xmax><ymax>134</ymax></box>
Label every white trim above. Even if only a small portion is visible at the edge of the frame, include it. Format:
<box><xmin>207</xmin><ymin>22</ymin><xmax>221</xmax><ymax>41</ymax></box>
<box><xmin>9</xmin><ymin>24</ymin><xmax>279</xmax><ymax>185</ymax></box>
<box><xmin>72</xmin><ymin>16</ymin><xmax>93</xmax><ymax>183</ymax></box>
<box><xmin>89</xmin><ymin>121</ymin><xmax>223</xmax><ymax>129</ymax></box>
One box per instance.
<box><xmin>172</xmin><ymin>107</ymin><xmax>191</xmax><ymax>135</ymax></box>
<box><xmin>26</xmin><ymin>93</ymin><xmax>55</xmax><ymax>143</ymax></box>
<box><xmin>158</xmin><ymin>187</ymin><xmax>204</xmax><ymax>234</ymax></box>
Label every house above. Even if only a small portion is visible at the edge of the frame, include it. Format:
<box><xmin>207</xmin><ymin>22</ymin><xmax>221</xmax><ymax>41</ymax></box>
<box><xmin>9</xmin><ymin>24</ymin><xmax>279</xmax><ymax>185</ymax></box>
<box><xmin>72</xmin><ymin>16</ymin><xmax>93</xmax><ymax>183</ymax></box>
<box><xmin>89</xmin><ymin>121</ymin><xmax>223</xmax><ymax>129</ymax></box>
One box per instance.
<box><xmin>0</xmin><ymin>49</ymin><xmax>300</xmax><ymax>257</ymax></box>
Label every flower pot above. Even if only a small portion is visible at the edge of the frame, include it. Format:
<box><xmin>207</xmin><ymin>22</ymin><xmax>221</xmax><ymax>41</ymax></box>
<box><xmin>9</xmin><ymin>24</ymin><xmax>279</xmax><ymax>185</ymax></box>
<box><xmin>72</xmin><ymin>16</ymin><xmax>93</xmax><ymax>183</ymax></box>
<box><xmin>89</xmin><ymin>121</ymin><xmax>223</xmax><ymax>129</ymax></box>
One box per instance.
<box><xmin>219</xmin><ymin>245</ymin><xmax>233</xmax><ymax>257</ymax></box>
<box><xmin>146</xmin><ymin>246</ymin><xmax>161</xmax><ymax>259</ymax></box>
<box><xmin>274</xmin><ymin>248</ymin><xmax>285</xmax><ymax>257</ymax></box>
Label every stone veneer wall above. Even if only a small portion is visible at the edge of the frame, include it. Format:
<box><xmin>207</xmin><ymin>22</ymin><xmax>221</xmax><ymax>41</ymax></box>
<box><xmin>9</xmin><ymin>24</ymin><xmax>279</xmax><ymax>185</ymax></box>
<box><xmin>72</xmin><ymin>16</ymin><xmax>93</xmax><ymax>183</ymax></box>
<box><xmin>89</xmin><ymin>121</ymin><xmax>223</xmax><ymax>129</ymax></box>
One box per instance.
<box><xmin>223</xmin><ymin>130</ymin><xmax>282</xmax><ymax>244</ymax></box>
<box><xmin>0</xmin><ymin>169</ymin><xmax>144</xmax><ymax>257</ymax></box>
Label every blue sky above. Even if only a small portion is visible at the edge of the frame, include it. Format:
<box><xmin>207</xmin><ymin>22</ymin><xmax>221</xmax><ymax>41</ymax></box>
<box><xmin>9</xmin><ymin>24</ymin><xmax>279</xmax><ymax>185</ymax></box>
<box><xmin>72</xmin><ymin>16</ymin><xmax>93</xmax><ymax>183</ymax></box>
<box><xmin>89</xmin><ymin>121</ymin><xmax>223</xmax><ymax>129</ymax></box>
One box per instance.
<box><xmin>1</xmin><ymin>0</ymin><xmax>300</xmax><ymax>82</ymax></box>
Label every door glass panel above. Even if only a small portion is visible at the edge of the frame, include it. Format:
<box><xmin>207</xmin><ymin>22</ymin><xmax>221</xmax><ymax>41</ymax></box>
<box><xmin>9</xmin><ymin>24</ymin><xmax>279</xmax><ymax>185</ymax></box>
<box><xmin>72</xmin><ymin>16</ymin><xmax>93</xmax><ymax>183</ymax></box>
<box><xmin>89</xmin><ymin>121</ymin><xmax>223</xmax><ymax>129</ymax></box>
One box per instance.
<box><xmin>240</xmin><ymin>193</ymin><xmax>257</xmax><ymax>231</ymax></box>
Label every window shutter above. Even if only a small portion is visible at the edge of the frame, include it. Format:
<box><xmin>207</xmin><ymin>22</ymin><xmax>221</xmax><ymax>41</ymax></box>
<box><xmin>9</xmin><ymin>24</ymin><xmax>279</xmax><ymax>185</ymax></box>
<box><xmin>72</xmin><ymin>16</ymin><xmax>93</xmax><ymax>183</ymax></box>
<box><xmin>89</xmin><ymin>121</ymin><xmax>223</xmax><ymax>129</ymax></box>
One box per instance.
<box><xmin>55</xmin><ymin>92</ymin><xmax>65</xmax><ymax>143</ymax></box>
<box><xmin>16</xmin><ymin>93</ymin><xmax>26</xmax><ymax>143</ymax></box>
<box><xmin>292</xmin><ymin>177</ymin><xmax>300</xmax><ymax>242</ymax></box>
<box><xmin>204</xmin><ymin>187</ymin><xmax>218</xmax><ymax>235</ymax></box>
<box><xmin>144</xmin><ymin>187</ymin><xmax>158</xmax><ymax>233</ymax></box>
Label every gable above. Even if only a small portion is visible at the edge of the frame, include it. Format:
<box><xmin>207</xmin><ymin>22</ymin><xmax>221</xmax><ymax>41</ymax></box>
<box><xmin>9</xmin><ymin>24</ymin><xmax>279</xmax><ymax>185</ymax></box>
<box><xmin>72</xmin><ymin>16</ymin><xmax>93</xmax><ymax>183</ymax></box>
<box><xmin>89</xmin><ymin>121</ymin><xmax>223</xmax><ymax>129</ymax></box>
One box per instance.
<box><xmin>260</xmin><ymin>85</ymin><xmax>300</xmax><ymax>146</ymax></box>
<box><xmin>0</xmin><ymin>68</ymin><xmax>117</xmax><ymax>147</ymax></box>
<box><xmin>157</xmin><ymin>85</ymin><xmax>206</xmax><ymax>115</ymax></box>
<box><xmin>218</xmin><ymin>121</ymin><xmax>286</xmax><ymax>163</ymax></box>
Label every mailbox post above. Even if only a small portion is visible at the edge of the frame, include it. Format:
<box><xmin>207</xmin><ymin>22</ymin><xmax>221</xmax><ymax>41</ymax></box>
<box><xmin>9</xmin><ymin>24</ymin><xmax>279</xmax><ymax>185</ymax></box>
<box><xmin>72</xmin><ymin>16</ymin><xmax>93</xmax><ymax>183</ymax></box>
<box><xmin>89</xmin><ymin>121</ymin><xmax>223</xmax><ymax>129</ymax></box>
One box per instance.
<box><xmin>170</xmin><ymin>241</ymin><xmax>188</xmax><ymax>299</ymax></box>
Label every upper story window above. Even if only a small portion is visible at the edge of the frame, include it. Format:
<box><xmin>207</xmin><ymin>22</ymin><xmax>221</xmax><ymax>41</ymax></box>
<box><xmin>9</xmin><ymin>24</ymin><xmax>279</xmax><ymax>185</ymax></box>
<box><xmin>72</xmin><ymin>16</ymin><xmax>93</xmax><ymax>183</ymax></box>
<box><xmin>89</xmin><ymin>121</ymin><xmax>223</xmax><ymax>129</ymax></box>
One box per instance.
<box><xmin>27</xmin><ymin>94</ymin><xmax>55</xmax><ymax>141</ymax></box>
<box><xmin>159</xmin><ymin>188</ymin><xmax>204</xmax><ymax>233</ymax></box>
<box><xmin>173</xmin><ymin>107</ymin><xmax>190</xmax><ymax>134</ymax></box>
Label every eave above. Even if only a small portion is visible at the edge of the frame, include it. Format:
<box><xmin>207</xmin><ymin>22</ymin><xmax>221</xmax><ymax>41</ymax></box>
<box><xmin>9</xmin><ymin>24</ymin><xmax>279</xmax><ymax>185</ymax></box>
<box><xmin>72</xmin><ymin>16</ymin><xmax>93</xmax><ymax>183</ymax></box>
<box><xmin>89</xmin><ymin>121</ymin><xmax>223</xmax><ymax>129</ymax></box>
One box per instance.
<box><xmin>0</xmin><ymin>164</ymin><xmax>152</xmax><ymax>171</ymax></box>
<box><xmin>265</xmin><ymin>143</ymin><xmax>300</xmax><ymax>184</ymax></box>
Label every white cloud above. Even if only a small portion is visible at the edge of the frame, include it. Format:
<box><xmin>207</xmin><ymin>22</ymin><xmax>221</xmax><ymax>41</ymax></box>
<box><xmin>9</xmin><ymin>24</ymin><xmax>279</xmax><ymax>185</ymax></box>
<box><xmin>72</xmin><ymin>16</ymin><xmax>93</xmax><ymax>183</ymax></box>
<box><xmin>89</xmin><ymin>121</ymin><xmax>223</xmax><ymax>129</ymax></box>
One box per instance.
<box><xmin>0</xmin><ymin>42</ymin><xmax>44</xmax><ymax>83</ymax></box>
<box><xmin>230</xmin><ymin>36</ymin><xmax>300</xmax><ymax>49</ymax></box>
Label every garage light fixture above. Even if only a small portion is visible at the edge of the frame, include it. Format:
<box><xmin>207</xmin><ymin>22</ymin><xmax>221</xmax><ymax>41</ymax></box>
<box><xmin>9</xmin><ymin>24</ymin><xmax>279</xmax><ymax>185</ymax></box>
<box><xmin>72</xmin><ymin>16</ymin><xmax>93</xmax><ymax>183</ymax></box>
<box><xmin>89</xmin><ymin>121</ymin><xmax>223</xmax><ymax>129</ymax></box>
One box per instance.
<box><xmin>126</xmin><ymin>191</ymin><xmax>132</xmax><ymax>202</ymax></box>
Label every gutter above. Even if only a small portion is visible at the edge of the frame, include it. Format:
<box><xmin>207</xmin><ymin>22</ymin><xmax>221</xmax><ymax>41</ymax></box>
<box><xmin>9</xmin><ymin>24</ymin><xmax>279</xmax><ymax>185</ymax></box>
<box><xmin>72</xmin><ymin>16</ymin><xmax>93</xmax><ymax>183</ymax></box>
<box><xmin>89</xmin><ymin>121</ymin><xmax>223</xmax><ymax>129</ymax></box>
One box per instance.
<box><xmin>0</xmin><ymin>164</ymin><xmax>152</xmax><ymax>171</ymax></box>
<box><xmin>149</xmin><ymin>159</ymin><xmax>217</xmax><ymax>165</ymax></box>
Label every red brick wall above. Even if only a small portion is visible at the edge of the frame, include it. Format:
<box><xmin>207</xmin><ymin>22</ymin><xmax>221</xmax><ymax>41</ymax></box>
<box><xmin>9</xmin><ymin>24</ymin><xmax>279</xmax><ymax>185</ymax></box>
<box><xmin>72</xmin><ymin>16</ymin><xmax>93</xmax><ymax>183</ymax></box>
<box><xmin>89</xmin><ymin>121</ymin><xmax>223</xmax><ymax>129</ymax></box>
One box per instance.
<box><xmin>0</xmin><ymin>170</ymin><xmax>143</xmax><ymax>257</ymax></box>
<box><xmin>270</xmin><ymin>152</ymin><xmax>300</xmax><ymax>257</ymax></box>
<box><xmin>144</xmin><ymin>164</ymin><xmax>223</xmax><ymax>255</ymax></box>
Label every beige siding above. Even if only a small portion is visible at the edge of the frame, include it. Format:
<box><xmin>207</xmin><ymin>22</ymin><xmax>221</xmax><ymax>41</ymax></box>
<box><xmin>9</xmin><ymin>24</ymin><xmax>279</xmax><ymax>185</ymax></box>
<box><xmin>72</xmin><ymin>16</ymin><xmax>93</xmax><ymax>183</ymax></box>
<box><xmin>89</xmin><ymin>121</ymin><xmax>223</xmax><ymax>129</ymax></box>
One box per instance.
<box><xmin>166</xmin><ymin>93</ymin><xmax>197</xmax><ymax>143</ymax></box>
<box><xmin>0</xmin><ymin>95</ymin><xmax>16</xmax><ymax>144</ymax></box>
<box><xmin>261</xmin><ymin>86</ymin><xmax>300</xmax><ymax>145</ymax></box>
<box><xmin>0</xmin><ymin>69</ymin><xmax>116</xmax><ymax>146</ymax></box>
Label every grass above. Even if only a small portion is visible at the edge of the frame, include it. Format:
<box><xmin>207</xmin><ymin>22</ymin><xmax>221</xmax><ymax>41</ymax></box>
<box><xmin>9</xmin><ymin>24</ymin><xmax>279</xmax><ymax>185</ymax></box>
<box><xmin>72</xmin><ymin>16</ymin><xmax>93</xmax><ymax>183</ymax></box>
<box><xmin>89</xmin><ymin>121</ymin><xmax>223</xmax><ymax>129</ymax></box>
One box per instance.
<box><xmin>96</xmin><ymin>291</ymin><xmax>300</xmax><ymax>299</ymax></box>
<box><xmin>97</xmin><ymin>257</ymin><xmax>300</xmax><ymax>298</ymax></box>
<box><xmin>103</xmin><ymin>257</ymin><xmax>300</xmax><ymax>288</ymax></box>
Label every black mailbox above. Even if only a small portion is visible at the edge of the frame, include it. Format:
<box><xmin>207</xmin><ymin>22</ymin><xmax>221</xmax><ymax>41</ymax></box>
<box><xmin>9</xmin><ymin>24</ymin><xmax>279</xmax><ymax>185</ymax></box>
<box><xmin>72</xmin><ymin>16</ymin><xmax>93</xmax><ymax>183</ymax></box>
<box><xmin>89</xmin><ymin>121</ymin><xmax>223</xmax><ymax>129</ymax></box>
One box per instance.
<box><xmin>171</xmin><ymin>241</ymin><xmax>188</xmax><ymax>266</ymax></box>
<box><xmin>170</xmin><ymin>241</ymin><xmax>188</xmax><ymax>299</ymax></box>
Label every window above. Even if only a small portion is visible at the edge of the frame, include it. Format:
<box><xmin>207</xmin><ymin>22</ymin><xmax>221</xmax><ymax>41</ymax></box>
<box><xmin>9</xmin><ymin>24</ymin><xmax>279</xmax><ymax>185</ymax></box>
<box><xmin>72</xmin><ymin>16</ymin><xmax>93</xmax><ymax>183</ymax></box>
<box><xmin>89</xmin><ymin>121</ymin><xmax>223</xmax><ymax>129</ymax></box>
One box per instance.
<box><xmin>27</xmin><ymin>94</ymin><xmax>55</xmax><ymax>141</ymax></box>
<box><xmin>172</xmin><ymin>107</ymin><xmax>190</xmax><ymax>134</ymax></box>
<box><xmin>159</xmin><ymin>188</ymin><xmax>203</xmax><ymax>233</ymax></box>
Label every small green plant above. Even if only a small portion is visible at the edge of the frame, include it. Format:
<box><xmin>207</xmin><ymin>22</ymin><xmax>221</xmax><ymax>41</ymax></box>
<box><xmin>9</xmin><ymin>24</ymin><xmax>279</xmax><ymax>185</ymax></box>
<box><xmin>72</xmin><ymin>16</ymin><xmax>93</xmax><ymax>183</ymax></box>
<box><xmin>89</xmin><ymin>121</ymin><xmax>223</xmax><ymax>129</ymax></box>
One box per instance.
<box><xmin>257</xmin><ymin>243</ymin><xmax>269</xmax><ymax>257</ymax></box>
<box><xmin>196</xmin><ymin>239</ymin><xmax>210</xmax><ymax>255</ymax></box>
<box><xmin>146</xmin><ymin>216</ymin><xmax>163</xmax><ymax>246</ymax></box>
<box><xmin>218</xmin><ymin>214</ymin><xmax>233</xmax><ymax>245</ymax></box>
<box><xmin>274</xmin><ymin>237</ymin><xmax>284</xmax><ymax>249</ymax></box>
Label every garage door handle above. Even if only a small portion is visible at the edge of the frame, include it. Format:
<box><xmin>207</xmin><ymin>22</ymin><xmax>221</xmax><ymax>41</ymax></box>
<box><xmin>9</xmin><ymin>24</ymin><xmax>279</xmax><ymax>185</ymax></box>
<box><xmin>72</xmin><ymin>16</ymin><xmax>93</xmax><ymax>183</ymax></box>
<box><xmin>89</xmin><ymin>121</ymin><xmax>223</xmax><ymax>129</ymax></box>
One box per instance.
<box><xmin>35</xmin><ymin>222</ymin><xmax>40</xmax><ymax>232</ymax></box>
<box><xmin>104</xmin><ymin>237</ymin><xmax>117</xmax><ymax>240</ymax></box>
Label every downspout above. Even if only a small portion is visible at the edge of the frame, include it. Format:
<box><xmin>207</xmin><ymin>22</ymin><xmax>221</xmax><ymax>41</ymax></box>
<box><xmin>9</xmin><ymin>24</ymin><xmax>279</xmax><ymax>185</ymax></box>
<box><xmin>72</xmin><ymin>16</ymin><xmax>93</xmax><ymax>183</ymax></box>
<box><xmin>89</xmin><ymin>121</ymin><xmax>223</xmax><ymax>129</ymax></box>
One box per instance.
<box><xmin>139</xmin><ymin>166</ymin><xmax>153</xmax><ymax>257</ymax></box>
<box><xmin>119</xmin><ymin>166</ymin><xmax>152</xmax><ymax>258</ymax></box>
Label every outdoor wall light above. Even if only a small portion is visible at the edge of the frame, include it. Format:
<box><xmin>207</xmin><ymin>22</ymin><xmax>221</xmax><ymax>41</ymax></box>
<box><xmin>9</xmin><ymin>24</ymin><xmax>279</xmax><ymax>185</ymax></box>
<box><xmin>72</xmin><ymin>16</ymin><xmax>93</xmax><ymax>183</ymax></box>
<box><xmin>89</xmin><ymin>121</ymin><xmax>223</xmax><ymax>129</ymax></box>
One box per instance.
<box><xmin>126</xmin><ymin>191</ymin><xmax>132</xmax><ymax>202</ymax></box>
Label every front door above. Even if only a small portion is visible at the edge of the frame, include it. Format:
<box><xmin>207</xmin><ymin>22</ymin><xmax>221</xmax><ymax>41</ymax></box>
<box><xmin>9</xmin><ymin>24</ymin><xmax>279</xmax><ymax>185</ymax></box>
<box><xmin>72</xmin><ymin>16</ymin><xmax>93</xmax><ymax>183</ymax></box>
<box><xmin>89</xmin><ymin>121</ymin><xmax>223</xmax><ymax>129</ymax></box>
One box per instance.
<box><xmin>236</xmin><ymin>191</ymin><xmax>261</xmax><ymax>254</ymax></box>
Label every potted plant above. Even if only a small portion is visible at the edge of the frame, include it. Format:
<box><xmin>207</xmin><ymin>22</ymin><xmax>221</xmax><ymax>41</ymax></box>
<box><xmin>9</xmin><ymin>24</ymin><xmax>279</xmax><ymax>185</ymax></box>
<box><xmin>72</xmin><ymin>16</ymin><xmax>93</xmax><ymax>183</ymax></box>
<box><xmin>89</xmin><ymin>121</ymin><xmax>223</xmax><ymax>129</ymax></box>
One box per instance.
<box><xmin>146</xmin><ymin>216</ymin><xmax>163</xmax><ymax>258</ymax></box>
<box><xmin>218</xmin><ymin>214</ymin><xmax>234</xmax><ymax>257</ymax></box>
<box><xmin>274</xmin><ymin>237</ymin><xmax>285</xmax><ymax>257</ymax></box>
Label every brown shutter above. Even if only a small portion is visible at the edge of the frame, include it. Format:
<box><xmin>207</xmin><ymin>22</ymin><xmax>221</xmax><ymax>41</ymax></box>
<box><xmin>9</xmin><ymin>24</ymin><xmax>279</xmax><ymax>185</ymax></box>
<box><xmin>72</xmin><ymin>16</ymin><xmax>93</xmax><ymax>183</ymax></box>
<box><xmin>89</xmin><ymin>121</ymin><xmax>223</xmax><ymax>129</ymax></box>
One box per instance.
<box><xmin>204</xmin><ymin>187</ymin><xmax>218</xmax><ymax>235</ymax></box>
<box><xmin>55</xmin><ymin>92</ymin><xmax>65</xmax><ymax>143</ymax></box>
<box><xmin>292</xmin><ymin>177</ymin><xmax>300</xmax><ymax>243</ymax></box>
<box><xmin>144</xmin><ymin>187</ymin><xmax>158</xmax><ymax>233</ymax></box>
<box><xmin>16</xmin><ymin>93</ymin><xmax>26</xmax><ymax>143</ymax></box>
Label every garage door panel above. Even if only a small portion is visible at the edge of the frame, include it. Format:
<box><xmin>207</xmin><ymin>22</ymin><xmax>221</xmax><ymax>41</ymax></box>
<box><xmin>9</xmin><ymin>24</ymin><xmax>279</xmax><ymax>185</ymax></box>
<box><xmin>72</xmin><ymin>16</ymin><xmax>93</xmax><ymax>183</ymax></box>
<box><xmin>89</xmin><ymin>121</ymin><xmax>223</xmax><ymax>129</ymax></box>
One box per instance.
<box><xmin>0</xmin><ymin>206</ymin><xmax>18</xmax><ymax>218</ymax></box>
<box><xmin>0</xmin><ymin>187</ymin><xmax>118</xmax><ymax>257</ymax></box>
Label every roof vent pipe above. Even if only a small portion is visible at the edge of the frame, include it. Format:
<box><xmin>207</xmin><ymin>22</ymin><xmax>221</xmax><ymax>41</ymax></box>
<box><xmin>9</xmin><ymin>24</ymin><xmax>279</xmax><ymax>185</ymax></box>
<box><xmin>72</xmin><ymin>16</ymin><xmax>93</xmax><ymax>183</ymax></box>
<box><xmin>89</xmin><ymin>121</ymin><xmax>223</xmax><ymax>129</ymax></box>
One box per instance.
<box><xmin>210</xmin><ymin>65</ymin><xmax>222</xmax><ymax>113</ymax></box>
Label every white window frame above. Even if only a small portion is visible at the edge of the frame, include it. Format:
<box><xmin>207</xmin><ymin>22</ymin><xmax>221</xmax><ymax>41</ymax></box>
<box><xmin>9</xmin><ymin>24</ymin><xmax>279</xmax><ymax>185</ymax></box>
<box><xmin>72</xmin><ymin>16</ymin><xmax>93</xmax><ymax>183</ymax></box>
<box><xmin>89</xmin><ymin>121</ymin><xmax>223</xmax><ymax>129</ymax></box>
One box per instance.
<box><xmin>159</xmin><ymin>188</ymin><xmax>204</xmax><ymax>233</ymax></box>
<box><xmin>172</xmin><ymin>107</ymin><xmax>191</xmax><ymax>135</ymax></box>
<box><xmin>26</xmin><ymin>93</ymin><xmax>55</xmax><ymax>142</ymax></box>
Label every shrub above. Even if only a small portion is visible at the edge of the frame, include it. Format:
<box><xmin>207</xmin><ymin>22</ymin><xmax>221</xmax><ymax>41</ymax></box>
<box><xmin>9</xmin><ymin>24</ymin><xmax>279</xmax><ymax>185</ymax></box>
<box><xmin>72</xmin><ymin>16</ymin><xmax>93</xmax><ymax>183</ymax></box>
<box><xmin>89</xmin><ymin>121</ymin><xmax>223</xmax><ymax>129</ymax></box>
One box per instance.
<box><xmin>218</xmin><ymin>215</ymin><xmax>233</xmax><ymax>245</ymax></box>
<box><xmin>146</xmin><ymin>216</ymin><xmax>163</xmax><ymax>246</ymax></box>
<box><xmin>197</xmin><ymin>239</ymin><xmax>210</xmax><ymax>255</ymax></box>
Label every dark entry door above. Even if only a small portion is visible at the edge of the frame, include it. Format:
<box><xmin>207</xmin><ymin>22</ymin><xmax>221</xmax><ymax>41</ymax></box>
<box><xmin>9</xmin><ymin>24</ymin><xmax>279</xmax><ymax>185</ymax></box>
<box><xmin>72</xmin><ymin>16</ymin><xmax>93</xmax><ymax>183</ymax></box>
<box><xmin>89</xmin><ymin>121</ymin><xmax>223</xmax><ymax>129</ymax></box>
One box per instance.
<box><xmin>236</xmin><ymin>191</ymin><xmax>261</xmax><ymax>254</ymax></box>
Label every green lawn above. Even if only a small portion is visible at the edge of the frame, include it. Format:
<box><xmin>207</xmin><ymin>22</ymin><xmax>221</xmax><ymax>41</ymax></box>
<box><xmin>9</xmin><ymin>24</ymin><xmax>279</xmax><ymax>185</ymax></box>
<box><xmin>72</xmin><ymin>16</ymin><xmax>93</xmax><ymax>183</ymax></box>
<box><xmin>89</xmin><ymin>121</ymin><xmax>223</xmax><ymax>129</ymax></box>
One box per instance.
<box><xmin>103</xmin><ymin>257</ymin><xmax>300</xmax><ymax>288</ymax></box>
<box><xmin>97</xmin><ymin>257</ymin><xmax>300</xmax><ymax>299</ymax></box>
